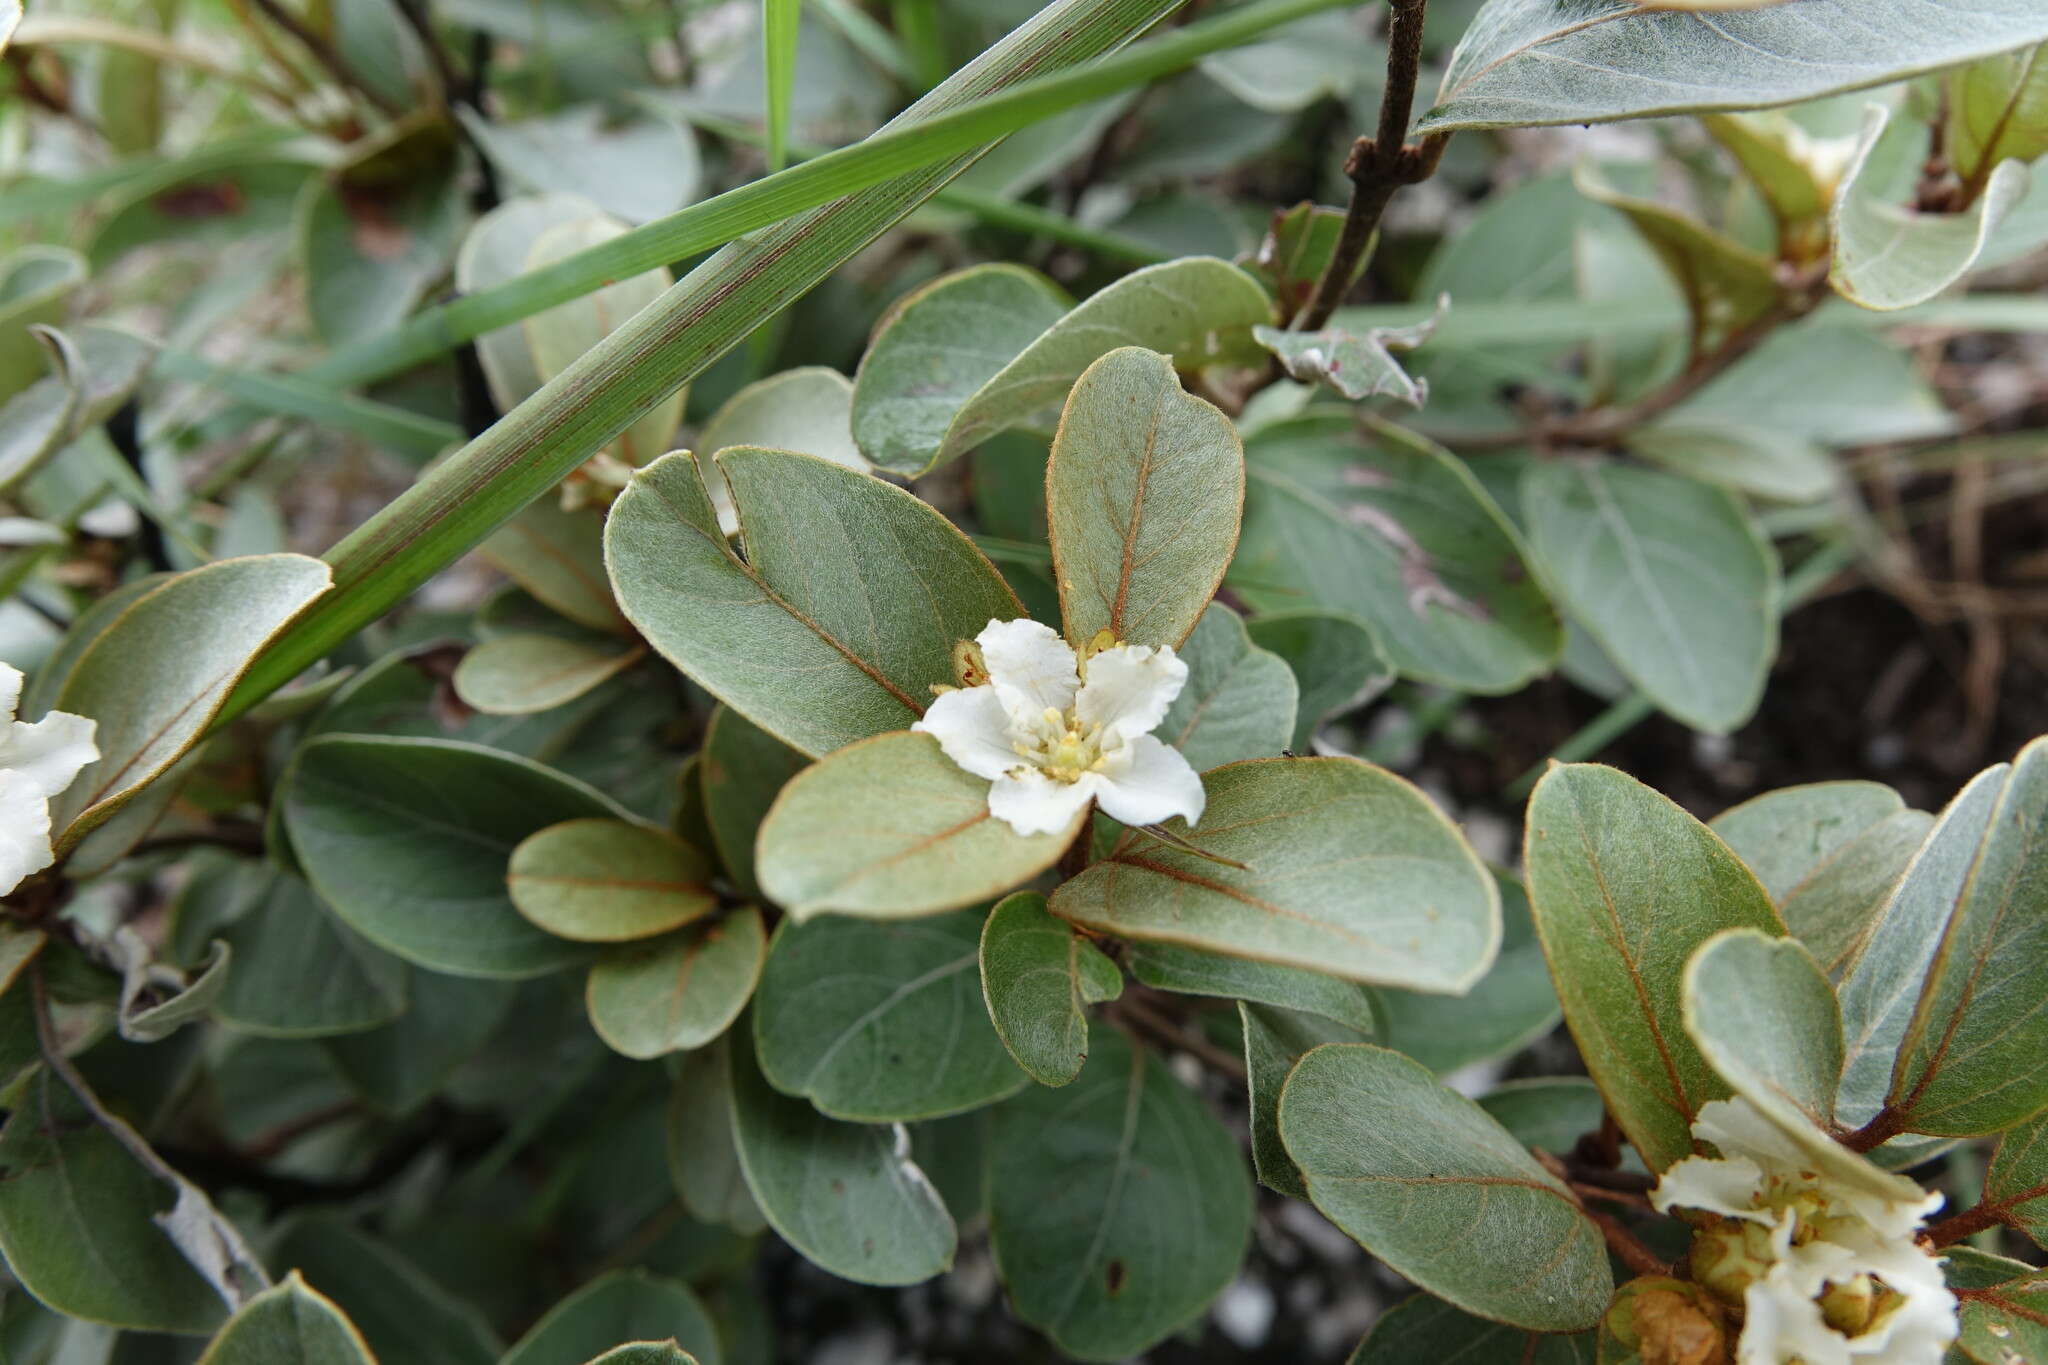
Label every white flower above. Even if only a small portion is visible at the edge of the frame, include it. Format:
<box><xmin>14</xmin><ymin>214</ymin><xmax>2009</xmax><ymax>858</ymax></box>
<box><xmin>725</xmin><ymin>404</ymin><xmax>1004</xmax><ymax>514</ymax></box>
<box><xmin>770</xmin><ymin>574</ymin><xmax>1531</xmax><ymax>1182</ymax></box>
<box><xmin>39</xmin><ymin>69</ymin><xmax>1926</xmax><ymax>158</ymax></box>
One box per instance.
<box><xmin>0</xmin><ymin>663</ymin><xmax>98</xmax><ymax>896</ymax></box>
<box><xmin>1652</xmin><ymin>1098</ymin><xmax>1956</xmax><ymax>1365</ymax></box>
<box><xmin>913</xmin><ymin>618</ymin><xmax>1205</xmax><ymax>838</ymax></box>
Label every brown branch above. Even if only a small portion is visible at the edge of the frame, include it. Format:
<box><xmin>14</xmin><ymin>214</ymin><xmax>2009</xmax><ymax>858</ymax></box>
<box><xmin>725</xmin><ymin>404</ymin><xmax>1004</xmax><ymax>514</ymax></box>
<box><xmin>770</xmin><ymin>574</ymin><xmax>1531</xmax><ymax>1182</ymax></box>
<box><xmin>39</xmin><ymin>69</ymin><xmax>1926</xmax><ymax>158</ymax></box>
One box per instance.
<box><xmin>1113</xmin><ymin>994</ymin><xmax>1247</xmax><ymax>1081</ymax></box>
<box><xmin>1588</xmin><ymin>1205</ymin><xmax>1675</xmax><ymax>1278</ymax></box>
<box><xmin>1292</xmin><ymin>0</ymin><xmax>1445</xmax><ymax>331</ymax></box>
<box><xmin>1839</xmin><ymin>1106</ymin><xmax>1907</xmax><ymax>1154</ymax></box>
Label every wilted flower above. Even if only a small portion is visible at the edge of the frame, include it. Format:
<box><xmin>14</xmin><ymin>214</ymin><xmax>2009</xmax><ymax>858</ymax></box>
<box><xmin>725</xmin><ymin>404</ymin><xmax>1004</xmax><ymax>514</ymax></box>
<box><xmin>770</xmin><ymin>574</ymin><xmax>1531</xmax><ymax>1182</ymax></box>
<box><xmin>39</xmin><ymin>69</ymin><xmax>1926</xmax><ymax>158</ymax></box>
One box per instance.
<box><xmin>1652</xmin><ymin>1098</ymin><xmax>1956</xmax><ymax>1365</ymax></box>
<box><xmin>0</xmin><ymin>663</ymin><xmax>98</xmax><ymax>896</ymax></box>
<box><xmin>914</xmin><ymin>618</ymin><xmax>1204</xmax><ymax>837</ymax></box>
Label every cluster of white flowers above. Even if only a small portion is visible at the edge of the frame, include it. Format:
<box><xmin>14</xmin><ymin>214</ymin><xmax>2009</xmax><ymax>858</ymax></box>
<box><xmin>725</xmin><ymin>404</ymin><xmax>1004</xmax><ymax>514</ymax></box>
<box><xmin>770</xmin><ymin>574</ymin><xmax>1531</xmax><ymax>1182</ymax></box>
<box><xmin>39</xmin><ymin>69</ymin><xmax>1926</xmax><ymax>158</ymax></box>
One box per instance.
<box><xmin>1</xmin><ymin>663</ymin><xmax>98</xmax><ymax>896</ymax></box>
<box><xmin>914</xmin><ymin>618</ymin><xmax>1205</xmax><ymax>837</ymax></box>
<box><xmin>1652</xmin><ymin>1098</ymin><xmax>1957</xmax><ymax>1365</ymax></box>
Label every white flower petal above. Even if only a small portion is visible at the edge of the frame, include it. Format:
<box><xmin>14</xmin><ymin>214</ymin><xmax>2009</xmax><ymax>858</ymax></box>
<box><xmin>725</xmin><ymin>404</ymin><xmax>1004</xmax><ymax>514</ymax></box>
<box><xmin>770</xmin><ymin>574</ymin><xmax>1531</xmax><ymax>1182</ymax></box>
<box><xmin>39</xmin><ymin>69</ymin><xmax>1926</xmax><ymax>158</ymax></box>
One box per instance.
<box><xmin>912</xmin><ymin>686</ymin><xmax>1019</xmax><ymax>783</ymax></box>
<box><xmin>1652</xmin><ymin>1152</ymin><xmax>1771</xmax><ymax>1222</ymax></box>
<box><xmin>977</xmin><ymin>618</ymin><xmax>1078</xmax><ymax>719</ymax></box>
<box><xmin>0</xmin><ymin>711</ymin><xmax>98</xmax><ymax>801</ymax></box>
<box><xmin>1075</xmin><ymin>644</ymin><xmax>1187</xmax><ymax>739</ymax></box>
<box><xmin>987</xmin><ymin>768</ymin><xmax>1097</xmax><ymax>837</ymax></box>
<box><xmin>1094</xmin><ymin>734</ymin><xmax>1205</xmax><ymax>829</ymax></box>
<box><xmin>0</xmin><ymin>773</ymin><xmax>56</xmax><ymax>896</ymax></box>
<box><xmin>0</xmin><ymin>663</ymin><xmax>20</xmax><ymax>723</ymax></box>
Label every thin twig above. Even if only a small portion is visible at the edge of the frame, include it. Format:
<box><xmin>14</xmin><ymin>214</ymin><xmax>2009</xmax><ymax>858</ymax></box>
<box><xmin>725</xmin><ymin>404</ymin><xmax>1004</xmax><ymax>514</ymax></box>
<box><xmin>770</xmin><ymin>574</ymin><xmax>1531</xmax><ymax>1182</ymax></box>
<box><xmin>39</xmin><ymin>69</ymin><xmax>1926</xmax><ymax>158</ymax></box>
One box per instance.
<box><xmin>1115</xmin><ymin>994</ymin><xmax>1247</xmax><ymax>1081</ymax></box>
<box><xmin>1292</xmin><ymin>0</ymin><xmax>1443</xmax><ymax>330</ymax></box>
<box><xmin>390</xmin><ymin>0</ymin><xmax>462</xmax><ymax>108</ymax></box>
<box><xmin>1587</xmin><ymin>1205</ymin><xmax>1675</xmax><ymax>1278</ymax></box>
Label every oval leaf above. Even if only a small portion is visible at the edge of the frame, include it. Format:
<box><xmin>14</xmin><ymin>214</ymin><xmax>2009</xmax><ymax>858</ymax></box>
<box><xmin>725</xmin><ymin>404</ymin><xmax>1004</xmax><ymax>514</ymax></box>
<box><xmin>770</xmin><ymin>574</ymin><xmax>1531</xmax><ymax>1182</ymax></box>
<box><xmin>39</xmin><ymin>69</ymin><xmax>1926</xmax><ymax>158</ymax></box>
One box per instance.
<box><xmin>1244</xmin><ymin>608</ymin><xmax>1392</xmax><ymax>750</ymax></box>
<box><xmin>728</xmin><ymin>1029</ymin><xmax>955</xmax><ymax>1286</ymax></box>
<box><xmin>987</xmin><ymin>1028</ymin><xmax>1252</xmax><ymax>1360</ymax></box>
<box><xmin>1242</xmin><ymin>1001</ymin><xmax>1370</xmax><ymax>1199</ymax></box>
<box><xmin>452</xmin><ymin>633</ymin><xmax>642</xmax><ymax>716</ymax></box>
<box><xmin>1522</xmin><ymin>762</ymin><xmax>1782</xmax><ymax>1172</ymax></box>
<box><xmin>285</xmin><ymin>736</ymin><xmax>623</xmax><ymax>978</ymax></box>
<box><xmin>48</xmin><ymin>554</ymin><xmax>332</xmax><ymax>847</ymax></box>
<box><xmin>1046</xmin><ymin>346</ymin><xmax>1243</xmax><ymax>651</ymax></box>
<box><xmin>1522</xmin><ymin>460</ymin><xmax>1779</xmax><ymax>734</ymax></box>
<box><xmin>1419</xmin><ymin>1</ymin><xmax>2048</xmax><ymax>133</ymax></box>
<box><xmin>1280</xmin><ymin>1043</ymin><xmax>1612</xmax><ymax>1332</ymax></box>
<box><xmin>1235</xmin><ymin>415</ymin><xmax>1560</xmax><ymax>693</ymax></box>
<box><xmin>980</xmin><ymin>891</ymin><xmax>1123</xmax><ymax>1088</ymax></box>
<box><xmin>699</xmin><ymin>706</ymin><xmax>809</xmax><ymax>900</ymax></box>
<box><xmin>755</xmin><ymin>908</ymin><xmax>1024</xmax><ymax>1120</ymax></box>
<box><xmin>1348</xmin><ymin>1292</ymin><xmax>1595</xmax><ymax>1365</ymax></box>
<box><xmin>586</xmin><ymin>908</ymin><xmax>766</xmax><ymax>1060</ymax></box>
<box><xmin>500</xmin><ymin>1270</ymin><xmax>720</xmax><ymax>1365</ymax></box>
<box><xmin>756</xmin><ymin>731</ymin><xmax>1082</xmax><ymax>921</ymax></box>
<box><xmin>1684</xmin><ymin>928</ymin><xmax>1840</xmax><ymax>1132</ymax></box>
<box><xmin>1155</xmin><ymin>602</ymin><xmax>1297</xmax><ymax>772</ymax></box>
<box><xmin>605</xmin><ymin>448</ymin><xmax>1020</xmax><ymax>757</ymax></box>
<box><xmin>197</xmin><ymin>1274</ymin><xmax>374</xmax><ymax>1365</ymax></box>
<box><xmin>509</xmin><ymin>818</ymin><xmax>716</xmax><ymax>943</ymax></box>
<box><xmin>1126</xmin><ymin>941</ymin><xmax>1376</xmax><ymax>1034</ymax></box>
<box><xmin>1053</xmin><ymin>757</ymin><xmax>1500</xmax><ymax>991</ymax></box>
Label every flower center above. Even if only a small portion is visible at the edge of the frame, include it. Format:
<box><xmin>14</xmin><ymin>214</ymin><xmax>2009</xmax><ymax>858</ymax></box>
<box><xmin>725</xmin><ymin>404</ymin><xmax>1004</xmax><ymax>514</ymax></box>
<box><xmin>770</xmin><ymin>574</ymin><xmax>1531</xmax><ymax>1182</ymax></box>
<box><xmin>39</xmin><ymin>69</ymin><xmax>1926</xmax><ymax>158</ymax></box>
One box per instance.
<box><xmin>1012</xmin><ymin>706</ymin><xmax>1117</xmax><ymax>784</ymax></box>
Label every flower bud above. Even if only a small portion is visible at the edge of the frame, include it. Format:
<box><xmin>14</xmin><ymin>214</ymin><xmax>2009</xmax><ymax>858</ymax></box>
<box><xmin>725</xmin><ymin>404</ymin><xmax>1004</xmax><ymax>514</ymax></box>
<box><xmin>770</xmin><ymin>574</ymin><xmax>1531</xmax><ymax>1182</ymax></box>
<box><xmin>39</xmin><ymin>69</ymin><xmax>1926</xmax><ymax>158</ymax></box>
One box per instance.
<box><xmin>1603</xmin><ymin>1277</ymin><xmax>1732</xmax><ymax>1365</ymax></box>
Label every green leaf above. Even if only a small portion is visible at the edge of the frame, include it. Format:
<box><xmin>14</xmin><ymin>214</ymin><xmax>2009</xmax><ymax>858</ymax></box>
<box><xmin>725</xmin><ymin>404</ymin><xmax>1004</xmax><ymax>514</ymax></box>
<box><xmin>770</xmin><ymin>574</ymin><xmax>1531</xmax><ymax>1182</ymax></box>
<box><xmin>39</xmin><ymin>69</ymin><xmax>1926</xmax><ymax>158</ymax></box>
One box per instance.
<box><xmin>1281</xmin><ymin>1044</ymin><xmax>1612</xmax><ymax>1331</ymax></box>
<box><xmin>1671</xmin><ymin>319</ymin><xmax>1955</xmax><ymax>447</ymax></box>
<box><xmin>728</xmin><ymin>1028</ymin><xmax>956</xmax><ymax>1286</ymax></box>
<box><xmin>1244</xmin><ymin>609</ymin><xmax>1392</xmax><ymax>750</ymax></box>
<box><xmin>1942</xmin><ymin>1247</ymin><xmax>2048</xmax><ymax>1361</ymax></box>
<box><xmin>1985</xmin><ymin>1108</ymin><xmax>2048</xmax><ymax>1249</ymax></box>
<box><xmin>667</xmin><ymin>1038</ymin><xmax>768</xmax><ymax>1235</ymax></box>
<box><xmin>0</xmin><ymin>246</ymin><xmax>85</xmax><ymax>402</ymax></box>
<box><xmin>1252</xmin><ymin>307</ymin><xmax>1440</xmax><ymax>406</ymax></box>
<box><xmin>269</xmin><ymin>1214</ymin><xmax>501</xmax><ymax>1365</ymax></box>
<box><xmin>764</xmin><ymin>0</ymin><xmax>800</xmax><ymax>172</ymax></box>
<box><xmin>1711</xmin><ymin>781</ymin><xmax>1909</xmax><ymax>900</ymax></box>
<box><xmin>1684</xmin><ymin>929</ymin><xmax>1841</xmax><ymax>1137</ymax></box>
<box><xmin>1348</xmin><ymin>1293</ymin><xmax>1596</xmax><ymax>1365</ymax></box>
<box><xmin>1126</xmin><ymin>941</ymin><xmax>1377</xmax><ymax>1033</ymax></box>
<box><xmin>285</xmin><ymin>736</ymin><xmax>624</xmax><ymax>978</ymax></box>
<box><xmin>0</xmin><ymin>324</ymin><xmax>155</xmax><ymax>495</ymax></box>
<box><xmin>756</xmin><ymin>731</ymin><xmax>1082</xmax><ymax>920</ymax></box>
<box><xmin>46</xmin><ymin>554</ymin><xmax>331</xmax><ymax>850</ymax></box>
<box><xmin>120</xmin><ymin>940</ymin><xmax>231</xmax><ymax>1044</ymax></box>
<box><xmin>1242</xmin><ymin>1001</ymin><xmax>1369</xmax><ymax>1198</ymax></box>
<box><xmin>587</xmin><ymin>908</ymin><xmax>767</xmax><ymax>1060</ymax></box>
<box><xmin>1418</xmin><ymin>0</ymin><xmax>2048</xmax><ymax>133</ymax></box>
<box><xmin>463</xmin><ymin>107</ymin><xmax>701</xmax><ymax>226</ymax></box>
<box><xmin>295</xmin><ymin>118</ymin><xmax>462</xmax><ymax>347</ymax></box>
<box><xmin>1521</xmin><ymin>460</ymin><xmax>1780</xmax><ymax>734</ymax></box>
<box><xmin>695</xmin><ymin>366</ymin><xmax>866</xmax><ymax>530</ymax></box>
<box><xmin>0</xmin><ymin>1070</ymin><xmax>224</xmax><ymax>1334</ymax></box>
<box><xmin>1883</xmin><ymin>738</ymin><xmax>2048</xmax><ymax>1135</ymax></box>
<box><xmin>606</xmin><ymin>447</ymin><xmax>1020</xmax><ymax>757</ymax></box>
<box><xmin>500</xmin><ymin>1270</ymin><xmax>720</xmax><ymax>1365</ymax></box>
<box><xmin>849</xmin><ymin>263</ymin><xmax>1071</xmax><ymax>473</ymax></box>
<box><xmin>1523</xmin><ymin>762</ymin><xmax>1783</xmax><ymax>1172</ymax></box>
<box><xmin>1950</xmin><ymin>43</ymin><xmax>2048</xmax><ymax>181</ymax></box>
<box><xmin>1155</xmin><ymin>604</ymin><xmax>1297</xmax><ymax>771</ymax></box>
<box><xmin>1574</xmin><ymin>162</ymin><xmax>1784</xmax><ymax>351</ymax></box>
<box><xmin>318</xmin><ymin>972</ymin><xmax>515</xmax><ymax>1114</ymax></box>
<box><xmin>508</xmin><ymin>819</ymin><xmax>717</xmax><ymax>944</ymax></box>
<box><xmin>1197</xmin><ymin>10</ymin><xmax>1376</xmax><ymax>113</ymax></box>
<box><xmin>754</xmin><ymin>907</ymin><xmax>1025</xmax><ymax>1120</ymax></box>
<box><xmin>987</xmin><ymin>1028</ymin><xmax>1251</xmax><ymax>1360</ymax></box>
<box><xmin>1234</xmin><ymin>414</ymin><xmax>1561</xmax><ymax>693</ymax></box>
<box><xmin>1711</xmin><ymin>782</ymin><xmax>1931</xmax><ymax>978</ymax></box>
<box><xmin>1377</xmin><ymin>870</ymin><xmax>1562</xmax><ymax>1075</ymax></box>
<box><xmin>458</xmin><ymin>194</ymin><xmax>608</xmax><ymax>422</ymax></box>
<box><xmin>1478</xmin><ymin>1077</ymin><xmax>1609</xmax><ymax>1156</ymax></box>
<box><xmin>195</xmin><ymin>1274</ymin><xmax>374</xmax><ymax>1365</ymax></box>
<box><xmin>978</xmin><ymin>891</ymin><xmax>1122</xmax><ymax>1088</ymax></box>
<box><xmin>699</xmin><ymin>707</ymin><xmax>810</xmax><ymax>900</ymax></box>
<box><xmin>1045</xmin><ymin>346</ymin><xmax>1245</xmax><ymax>651</ymax></box>
<box><xmin>1625</xmin><ymin>418</ymin><xmax>1838</xmax><ymax>505</ymax></box>
<box><xmin>1833</xmin><ymin>103</ymin><xmax>2033</xmax><ymax>311</ymax></box>
<box><xmin>853</xmin><ymin>258</ymin><xmax>1272</xmax><ymax>477</ymax></box>
<box><xmin>478</xmin><ymin>493</ymin><xmax>630</xmax><ymax>636</ymax></box>
<box><xmin>452</xmin><ymin>633</ymin><xmax>644</xmax><ymax>716</ymax></box>
<box><xmin>1054</xmin><ymin>757</ymin><xmax>1500</xmax><ymax>990</ymax></box>
<box><xmin>583</xmin><ymin>1347</ymin><xmax>700</xmax><ymax>1365</ymax></box>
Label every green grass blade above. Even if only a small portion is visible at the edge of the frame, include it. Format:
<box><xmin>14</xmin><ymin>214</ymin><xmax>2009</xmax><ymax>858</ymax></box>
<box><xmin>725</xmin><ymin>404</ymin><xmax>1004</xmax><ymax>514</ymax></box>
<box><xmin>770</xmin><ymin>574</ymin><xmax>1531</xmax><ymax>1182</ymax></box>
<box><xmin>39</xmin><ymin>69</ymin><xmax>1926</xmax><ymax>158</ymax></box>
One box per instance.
<box><xmin>227</xmin><ymin>0</ymin><xmax>1206</xmax><ymax>715</ymax></box>
<box><xmin>810</xmin><ymin>0</ymin><xmax>918</xmax><ymax>84</ymax></box>
<box><xmin>155</xmin><ymin>350</ymin><xmax>460</xmax><ymax>459</ymax></box>
<box><xmin>765</xmin><ymin>0</ymin><xmax>801</xmax><ymax>173</ymax></box>
<box><xmin>303</xmin><ymin>0</ymin><xmax>1345</xmax><ymax>392</ymax></box>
